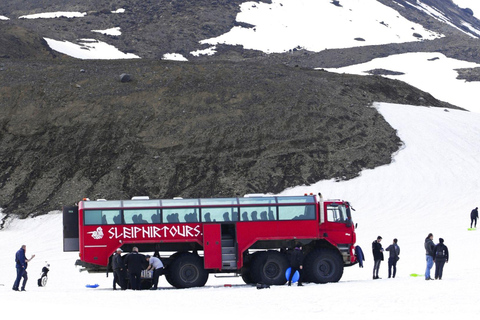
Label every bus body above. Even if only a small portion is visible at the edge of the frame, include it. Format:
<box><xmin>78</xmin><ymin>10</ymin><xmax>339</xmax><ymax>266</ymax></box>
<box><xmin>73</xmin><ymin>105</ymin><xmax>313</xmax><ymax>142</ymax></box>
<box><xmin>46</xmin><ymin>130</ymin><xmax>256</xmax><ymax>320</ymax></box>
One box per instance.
<box><xmin>63</xmin><ymin>193</ymin><xmax>357</xmax><ymax>288</ymax></box>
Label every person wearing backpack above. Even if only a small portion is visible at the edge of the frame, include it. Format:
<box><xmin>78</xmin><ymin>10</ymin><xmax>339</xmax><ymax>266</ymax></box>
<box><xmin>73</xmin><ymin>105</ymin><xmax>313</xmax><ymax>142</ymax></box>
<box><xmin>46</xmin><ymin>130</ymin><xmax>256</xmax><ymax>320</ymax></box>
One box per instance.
<box><xmin>433</xmin><ymin>238</ymin><xmax>449</xmax><ymax>280</ymax></box>
<box><xmin>385</xmin><ymin>238</ymin><xmax>400</xmax><ymax>278</ymax></box>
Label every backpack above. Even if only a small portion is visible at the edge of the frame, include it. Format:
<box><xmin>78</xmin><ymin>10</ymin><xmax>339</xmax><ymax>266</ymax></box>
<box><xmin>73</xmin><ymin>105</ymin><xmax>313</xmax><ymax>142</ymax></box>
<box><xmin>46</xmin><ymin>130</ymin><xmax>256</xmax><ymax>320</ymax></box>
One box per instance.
<box><xmin>436</xmin><ymin>245</ymin><xmax>446</xmax><ymax>258</ymax></box>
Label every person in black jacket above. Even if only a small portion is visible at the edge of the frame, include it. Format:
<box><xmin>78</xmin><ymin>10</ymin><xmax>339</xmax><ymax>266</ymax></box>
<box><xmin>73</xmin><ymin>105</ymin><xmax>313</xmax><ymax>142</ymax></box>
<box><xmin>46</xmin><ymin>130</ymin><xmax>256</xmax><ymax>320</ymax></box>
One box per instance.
<box><xmin>112</xmin><ymin>248</ymin><xmax>127</xmax><ymax>290</ymax></box>
<box><xmin>425</xmin><ymin>233</ymin><xmax>435</xmax><ymax>280</ymax></box>
<box><xmin>287</xmin><ymin>244</ymin><xmax>304</xmax><ymax>286</ymax></box>
<box><xmin>124</xmin><ymin>247</ymin><xmax>146</xmax><ymax>290</ymax></box>
<box><xmin>385</xmin><ymin>238</ymin><xmax>400</xmax><ymax>278</ymax></box>
<box><xmin>433</xmin><ymin>238</ymin><xmax>449</xmax><ymax>280</ymax></box>
<box><xmin>372</xmin><ymin>236</ymin><xmax>384</xmax><ymax>279</ymax></box>
<box><xmin>471</xmin><ymin>207</ymin><xmax>478</xmax><ymax>228</ymax></box>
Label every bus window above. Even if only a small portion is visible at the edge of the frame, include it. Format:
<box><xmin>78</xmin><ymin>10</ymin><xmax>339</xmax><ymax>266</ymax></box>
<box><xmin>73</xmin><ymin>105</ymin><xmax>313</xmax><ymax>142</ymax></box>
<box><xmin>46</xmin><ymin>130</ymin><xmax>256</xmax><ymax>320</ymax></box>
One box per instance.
<box><xmin>239</xmin><ymin>197</ymin><xmax>276</xmax><ymax>204</ymax></box>
<box><xmin>84</xmin><ymin>210</ymin><xmax>122</xmax><ymax>225</ymax></box>
<box><xmin>124</xmin><ymin>209</ymin><xmax>160</xmax><ymax>224</ymax></box>
<box><xmin>277</xmin><ymin>196</ymin><xmax>315</xmax><ymax>203</ymax></box>
<box><xmin>327</xmin><ymin>204</ymin><xmax>348</xmax><ymax>223</ymax></box>
<box><xmin>123</xmin><ymin>199</ymin><xmax>160</xmax><ymax>207</ymax></box>
<box><xmin>201</xmin><ymin>207</ymin><xmax>238</xmax><ymax>222</ymax></box>
<box><xmin>279</xmin><ymin>205</ymin><xmax>315</xmax><ymax>220</ymax></box>
<box><xmin>241</xmin><ymin>207</ymin><xmax>276</xmax><ymax>221</ymax></box>
<box><xmin>200</xmin><ymin>198</ymin><xmax>238</xmax><ymax>206</ymax></box>
<box><xmin>163</xmin><ymin>208</ymin><xmax>199</xmax><ymax>223</ymax></box>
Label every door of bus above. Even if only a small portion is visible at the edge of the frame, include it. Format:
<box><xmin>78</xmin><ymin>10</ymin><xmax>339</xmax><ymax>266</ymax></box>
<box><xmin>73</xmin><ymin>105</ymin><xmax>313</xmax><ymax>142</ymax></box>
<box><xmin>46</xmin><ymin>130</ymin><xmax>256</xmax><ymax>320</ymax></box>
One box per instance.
<box><xmin>203</xmin><ymin>224</ymin><xmax>222</xmax><ymax>269</ymax></box>
<box><xmin>63</xmin><ymin>206</ymin><xmax>79</xmax><ymax>252</ymax></box>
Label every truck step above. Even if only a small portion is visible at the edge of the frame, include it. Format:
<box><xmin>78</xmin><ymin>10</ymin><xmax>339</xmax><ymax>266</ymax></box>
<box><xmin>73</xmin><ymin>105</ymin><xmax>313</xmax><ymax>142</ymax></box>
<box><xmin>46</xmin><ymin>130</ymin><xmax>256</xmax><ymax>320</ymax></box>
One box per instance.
<box><xmin>222</xmin><ymin>260</ymin><xmax>237</xmax><ymax>269</ymax></box>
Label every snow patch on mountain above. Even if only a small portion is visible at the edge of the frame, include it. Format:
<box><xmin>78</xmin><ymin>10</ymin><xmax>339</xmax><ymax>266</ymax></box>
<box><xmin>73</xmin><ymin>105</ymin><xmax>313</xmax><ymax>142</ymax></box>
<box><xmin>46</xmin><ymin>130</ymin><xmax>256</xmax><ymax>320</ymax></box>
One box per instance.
<box><xmin>19</xmin><ymin>12</ymin><xmax>86</xmax><ymax>19</ymax></box>
<box><xmin>92</xmin><ymin>27</ymin><xmax>122</xmax><ymax>36</ymax></box>
<box><xmin>200</xmin><ymin>0</ymin><xmax>443</xmax><ymax>53</ymax></box>
<box><xmin>44</xmin><ymin>38</ymin><xmax>140</xmax><ymax>60</ymax></box>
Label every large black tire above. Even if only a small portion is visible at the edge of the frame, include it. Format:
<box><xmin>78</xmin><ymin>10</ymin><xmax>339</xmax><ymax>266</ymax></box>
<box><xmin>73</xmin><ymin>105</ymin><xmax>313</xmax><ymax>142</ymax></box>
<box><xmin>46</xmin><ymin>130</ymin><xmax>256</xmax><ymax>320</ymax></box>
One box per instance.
<box><xmin>241</xmin><ymin>269</ymin><xmax>254</xmax><ymax>285</ymax></box>
<box><xmin>250</xmin><ymin>251</ymin><xmax>289</xmax><ymax>285</ymax></box>
<box><xmin>166</xmin><ymin>252</ymin><xmax>209</xmax><ymax>288</ymax></box>
<box><xmin>304</xmin><ymin>249</ymin><xmax>344</xmax><ymax>283</ymax></box>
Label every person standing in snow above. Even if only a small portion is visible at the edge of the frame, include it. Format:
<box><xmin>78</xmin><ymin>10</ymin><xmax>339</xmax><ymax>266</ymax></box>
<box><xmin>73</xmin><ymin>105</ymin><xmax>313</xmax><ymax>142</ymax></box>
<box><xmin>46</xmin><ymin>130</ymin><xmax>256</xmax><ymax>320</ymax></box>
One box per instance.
<box><xmin>424</xmin><ymin>233</ymin><xmax>435</xmax><ymax>280</ymax></box>
<box><xmin>385</xmin><ymin>238</ymin><xmax>400</xmax><ymax>278</ymax></box>
<box><xmin>124</xmin><ymin>247</ymin><xmax>146</xmax><ymax>290</ymax></box>
<box><xmin>287</xmin><ymin>244</ymin><xmax>304</xmax><ymax>286</ymax></box>
<box><xmin>433</xmin><ymin>238</ymin><xmax>449</xmax><ymax>280</ymax></box>
<box><xmin>112</xmin><ymin>248</ymin><xmax>127</xmax><ymax>290</ymax></box>
<box><xmin>12</xmin><ymin>245</ymin><xmax>35</xmax><ymax>291</ymax></box>
<box><xmin>146</xmin><ymin>255</ymin><xmax>164</xmax><ymax>290</ymax></box>
<box><xmin>372</xmin><ymin>236</ymin><xmax>384</xmax><ymax>279</ymax></box>
<box><xmin>470</xmin><ymin>207</ymin><xmax>478</xmax><ymax>228</ymax></box>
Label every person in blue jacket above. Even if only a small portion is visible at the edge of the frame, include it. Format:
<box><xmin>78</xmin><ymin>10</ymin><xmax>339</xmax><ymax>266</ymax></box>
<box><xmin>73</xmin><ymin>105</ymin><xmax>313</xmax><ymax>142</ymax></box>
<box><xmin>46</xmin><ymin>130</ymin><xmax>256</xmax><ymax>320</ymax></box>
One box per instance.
<box><xmin>12</xmin><ymin>245</ymin><xmax>35</xmax><ymax>291</ymax></box>
<box><xmin>355</xmin><ymin>245</ymin><xmax>364</xmax><ymax>268</ymax></box>
<box><xmin>385</xmin><ymin>238</ymin><xmax>400</xmax><ymax>278</ymax></box>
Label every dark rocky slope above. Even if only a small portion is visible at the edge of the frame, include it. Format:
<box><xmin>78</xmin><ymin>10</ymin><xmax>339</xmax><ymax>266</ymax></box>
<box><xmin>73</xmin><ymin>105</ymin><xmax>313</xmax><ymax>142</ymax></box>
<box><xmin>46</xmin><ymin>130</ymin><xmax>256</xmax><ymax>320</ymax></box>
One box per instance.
<box><xmin>0</xmin><ymin>54</ymin><xmax>457</xmax><ymax>217</ymax></box>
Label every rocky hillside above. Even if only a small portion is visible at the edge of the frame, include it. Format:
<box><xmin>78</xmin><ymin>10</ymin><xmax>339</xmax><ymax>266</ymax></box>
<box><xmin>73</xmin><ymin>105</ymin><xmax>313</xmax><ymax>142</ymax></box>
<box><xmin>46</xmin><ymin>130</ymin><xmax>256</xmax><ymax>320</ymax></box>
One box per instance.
<box><xmin>0</xmin><ymin>0</ymin><xmax>473</xmax><ymax>218</ymax></box>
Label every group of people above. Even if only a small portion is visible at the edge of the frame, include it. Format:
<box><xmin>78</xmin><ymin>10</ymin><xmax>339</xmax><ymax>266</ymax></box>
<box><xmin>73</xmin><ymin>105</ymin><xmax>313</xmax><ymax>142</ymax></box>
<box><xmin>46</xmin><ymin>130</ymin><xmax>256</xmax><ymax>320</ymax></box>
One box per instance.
<box><xmin>371</xmin><ymin>234</ymin><xmax>449</xmax><ymax>281</ymax></box>
<box><xmin>372</xmin><ymin>236</ymin><xmax>400</xmax><ymax>279</ymax></box>
<box><xmin>111</xmin><ymin>247</ymin><xmax>164</xmax><ymax>290</ymax></box>
<box><xmin>424</xmin><ymin>233</ymin><xmax>449</xmax><ymax>280</ymax></box>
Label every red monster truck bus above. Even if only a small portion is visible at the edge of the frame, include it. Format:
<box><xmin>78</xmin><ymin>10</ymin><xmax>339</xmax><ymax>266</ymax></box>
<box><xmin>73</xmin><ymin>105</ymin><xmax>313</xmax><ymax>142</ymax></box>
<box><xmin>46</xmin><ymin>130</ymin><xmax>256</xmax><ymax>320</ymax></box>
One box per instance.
<box><xmin>63</xmin><ymin>193</ymin><xmax>357</xmax><ymax>288</ymax></box>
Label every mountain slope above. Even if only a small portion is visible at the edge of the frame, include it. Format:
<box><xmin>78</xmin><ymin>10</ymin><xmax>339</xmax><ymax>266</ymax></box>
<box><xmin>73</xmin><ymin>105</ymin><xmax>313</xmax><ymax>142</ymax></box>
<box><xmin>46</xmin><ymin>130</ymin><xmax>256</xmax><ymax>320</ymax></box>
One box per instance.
<box><xmin>0</xmin><ymin>0</ymin><xmax>477</xmax><ymax>217</ymax></box>
<box><xmin>0</xmin><ymin>58</ymin><xmax>456</xmax><ymax>217</ymax></box>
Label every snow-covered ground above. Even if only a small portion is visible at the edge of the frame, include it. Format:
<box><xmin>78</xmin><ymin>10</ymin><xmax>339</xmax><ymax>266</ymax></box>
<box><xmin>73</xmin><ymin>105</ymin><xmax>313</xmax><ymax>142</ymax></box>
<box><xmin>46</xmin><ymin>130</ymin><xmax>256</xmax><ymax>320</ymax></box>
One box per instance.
<box><xmin>1</xmin><ymin>102</ymin><xmax>480</xmax><ymax>317</ymax></box>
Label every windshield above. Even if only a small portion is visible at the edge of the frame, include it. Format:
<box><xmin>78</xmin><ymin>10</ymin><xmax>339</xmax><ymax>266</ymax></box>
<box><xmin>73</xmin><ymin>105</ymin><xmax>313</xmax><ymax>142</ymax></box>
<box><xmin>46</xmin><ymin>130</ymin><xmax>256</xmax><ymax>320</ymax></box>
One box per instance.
<box><xmin>326</xmin><ymin>204</ymin><xmax>351</xmax><ymax>224</ymax></box>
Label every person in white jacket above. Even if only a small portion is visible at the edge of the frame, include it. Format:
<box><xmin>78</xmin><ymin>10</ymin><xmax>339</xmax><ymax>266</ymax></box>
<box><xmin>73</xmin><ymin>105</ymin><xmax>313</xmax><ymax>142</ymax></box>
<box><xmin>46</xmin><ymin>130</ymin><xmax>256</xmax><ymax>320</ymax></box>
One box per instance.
<box><xmin>146</xmin><ymin>255</ymin><xmax>164</xmax><ymax>290</ymax></box>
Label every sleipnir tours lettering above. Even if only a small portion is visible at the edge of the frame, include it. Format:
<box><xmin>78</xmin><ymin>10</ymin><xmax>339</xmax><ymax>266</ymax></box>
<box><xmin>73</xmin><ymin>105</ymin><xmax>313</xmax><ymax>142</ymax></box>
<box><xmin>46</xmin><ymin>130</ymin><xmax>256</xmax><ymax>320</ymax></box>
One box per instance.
<box><xmin>107</xmin><ymin>224</ymin><xmax>202</xmax><ymax>240</ymax></box>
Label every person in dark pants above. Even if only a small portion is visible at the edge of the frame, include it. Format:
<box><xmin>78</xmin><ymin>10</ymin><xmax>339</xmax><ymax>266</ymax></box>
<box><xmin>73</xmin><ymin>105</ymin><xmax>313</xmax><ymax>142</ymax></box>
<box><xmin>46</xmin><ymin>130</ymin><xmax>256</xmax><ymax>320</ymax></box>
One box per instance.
<box><xmin>112</xmin><ymin>248</ymin><xmax>127</xmax><ymax>290</ymax></box>
<box><xmin>287</xmin><ymin>244</ymin><xmax>304</xmax><ymax>286</ymax></box>
<box><xmin>12</xmin><ymin>245</ymin><xmax>35</xmax><ymax>291</ymax></box>
<box><xmin>433</xmin><ymin>238</ymin><xmax>449</xmax><ymax>280</ymax></box>
<box><xmin>385</xmin><ymin>238</ymin><xmax>400</xmax><ymax>278</ymax></box>
<box><xmin>146</xmin><ymin>255</ymin><xmax>164</xmax><ymax>290</ymax></box>
<box><xmin>470</xmin><ymin>207</ymin><xmax>478</xmax><ymax>228</ymax></box>
<box><xmin>372</xmin><ymin>236</ymin><xmax>384</xmax><ymax>279</ymax></box>
<box><xmin>124</xmin><ymin>247</ymin><xmax>146</xmax><ymax>290</ymax></box>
